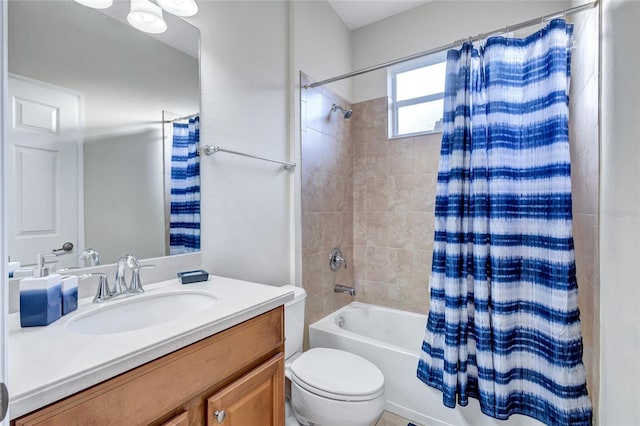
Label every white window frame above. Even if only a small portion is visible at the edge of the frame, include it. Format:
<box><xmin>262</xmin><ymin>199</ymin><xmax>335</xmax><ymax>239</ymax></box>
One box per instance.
<box><xmin>387</xmin><ymin>52</ymin><xmax>447</xmax><ymax>139</ymax></box>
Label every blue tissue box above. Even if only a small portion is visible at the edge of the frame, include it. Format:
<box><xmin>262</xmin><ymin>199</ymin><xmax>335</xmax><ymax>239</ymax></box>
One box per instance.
<box><xmin>177</xmin><ymin>270</ymin><xmax>209</xmax><ymax>284</ymax></box>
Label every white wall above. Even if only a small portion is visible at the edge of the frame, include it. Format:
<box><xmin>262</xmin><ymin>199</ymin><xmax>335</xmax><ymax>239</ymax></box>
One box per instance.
<box><xmin>188</xmin><ymin>1</ymin><xmax>291</xmax><ymax>285</ymax></box>
<box><xmin>600</xmin><ymin>0</ymin><xmax>640</xmax><ymax>424</ymax></box>
<box><xmin>291</xmin><ymin>0</ymin><xmax>352</xmax><ymax>102</ymax></box>
<box><xmin>351</xmin><ymin>0</ymin><xmax>571</xmax><ymax>103</ymax></box>
<box><xmin>290</xmin><ymin>0</ymin><xmax>352</xmax><ymax>285</ymax></box>
<box><xmin>8</xmin><ymin>1</ymin><xmax>199</xmax><ymax>263</ymax></box>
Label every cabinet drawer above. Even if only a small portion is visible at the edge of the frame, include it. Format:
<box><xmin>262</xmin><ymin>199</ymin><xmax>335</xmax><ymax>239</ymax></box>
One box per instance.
<box><xmin>15</xmin><ymin>307</ymin><xmax>284</xmax><ymax>426</ymax></box>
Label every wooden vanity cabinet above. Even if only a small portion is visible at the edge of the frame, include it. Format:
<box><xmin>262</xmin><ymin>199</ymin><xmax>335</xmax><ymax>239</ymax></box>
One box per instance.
<box><xmin>13</xmin><ymin>307</ymin><xmax>285</xmax><ymax>426</ymax></box>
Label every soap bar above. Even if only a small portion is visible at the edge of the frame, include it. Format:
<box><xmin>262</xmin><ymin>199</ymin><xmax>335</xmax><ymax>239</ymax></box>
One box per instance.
<box><xmin>61</xmin><ymin>275</ymin><xmax>78</xmax><ymax>315</ymax></box>
<box><xmin>177</xmin><ymin>270</ymin><xmax>209</xmax><ymax>284</ymax></box>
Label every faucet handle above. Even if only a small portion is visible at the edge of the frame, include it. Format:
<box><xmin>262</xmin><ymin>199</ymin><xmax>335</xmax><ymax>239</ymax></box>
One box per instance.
<box><xmin>128</xmin><ymin>264</ymin><xmax>155</xmax><ymax>294</ymax></box>
<box><xmin>79</xmin><ymin>273</ymin><xmax>111</xmax><ymax>303</ymax></box>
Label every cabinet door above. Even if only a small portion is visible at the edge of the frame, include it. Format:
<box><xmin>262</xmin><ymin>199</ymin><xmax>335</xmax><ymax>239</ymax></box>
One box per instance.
<box><xmin>207</xmin><ymin>354</ymin><xmax>284</xmax><ymax>426</ymax></box>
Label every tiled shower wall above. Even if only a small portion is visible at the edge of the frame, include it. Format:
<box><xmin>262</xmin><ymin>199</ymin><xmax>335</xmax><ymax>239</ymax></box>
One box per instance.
<box><xmin>351</xmin><ymin>97</ymin><xmax>441</xmax><ymax>314</ymax></box>
<box><xmin>569</xmin><ymin>8</ymin><xmax>600</xmax><ymax>421</ymax></box>
<box><xmin>300</xmin><ymin>73</ymin><xmax>354</xmax><ymax>346</ymax></box>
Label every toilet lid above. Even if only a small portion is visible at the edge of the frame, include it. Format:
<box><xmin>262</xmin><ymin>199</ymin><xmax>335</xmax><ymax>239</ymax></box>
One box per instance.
<box><xmin>290</xmin><ymin>348</ymin><xmax>384</xmax><ymax>401</ymax></box>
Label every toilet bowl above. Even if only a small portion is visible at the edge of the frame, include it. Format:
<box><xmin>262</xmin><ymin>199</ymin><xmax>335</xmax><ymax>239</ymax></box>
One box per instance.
<box><xmin>282</xmin><ymin>285</ymin><xmax>385</xmax><ymax>426</ymax></box>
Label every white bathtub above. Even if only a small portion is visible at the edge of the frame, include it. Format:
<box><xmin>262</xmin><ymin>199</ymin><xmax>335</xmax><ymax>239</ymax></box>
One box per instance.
<box><xmin>309</xmin><ymin>302</ymin><xmax>543</xmax><ymax>426</ymax></box>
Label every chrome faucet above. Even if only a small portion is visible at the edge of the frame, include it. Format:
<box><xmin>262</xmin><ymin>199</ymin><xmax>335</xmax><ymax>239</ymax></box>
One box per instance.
<box><xmin>334</xmin><ymin>284</ymin><xmax>356</xmax><ymax>296</ymax></box>
<box><xmin>79</xmin><ymin>248</ymin><xmax>100</xmax><ymax>267</ymax></box>
<box><xmin>113</xmin><ymin>254</ymin><xmax>154</xmax><ymax>296</ymax></box>
<box><xmin>83</xmin><ymin>254</ymin><xmax>154</xmax><ymax>303</ymax></box>
<box><xmin>79</xmin><ymin>273</ymin><xmax>112</xmax><ymax>303</ymax></box>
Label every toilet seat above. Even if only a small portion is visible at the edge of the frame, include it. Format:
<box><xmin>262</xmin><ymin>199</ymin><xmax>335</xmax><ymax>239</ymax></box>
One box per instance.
<box><xmin>289</xmin><ymin>348</ymin><xmax>384</xmax><ymax>402</ymax></box>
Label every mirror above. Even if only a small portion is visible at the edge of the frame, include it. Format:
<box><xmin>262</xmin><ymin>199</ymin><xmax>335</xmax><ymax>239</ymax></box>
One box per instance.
<box><xmin>7</xmin><ymin>0</ymin><xmax>200</xmax><ymax>269</ymax></box>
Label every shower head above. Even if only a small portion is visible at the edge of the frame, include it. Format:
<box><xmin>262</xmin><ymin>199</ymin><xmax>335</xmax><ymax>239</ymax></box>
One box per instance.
<box><xmin>331</xmin><ymin>103</ymin><xmax>353</xmax><ymax>119</ymax></box>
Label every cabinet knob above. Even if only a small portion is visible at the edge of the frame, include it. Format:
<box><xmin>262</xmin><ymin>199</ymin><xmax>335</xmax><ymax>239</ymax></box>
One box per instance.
<box><xmin>214</xmin><ymin>410</ymin><xmax>226</xmax><ymax>423</ymax></box>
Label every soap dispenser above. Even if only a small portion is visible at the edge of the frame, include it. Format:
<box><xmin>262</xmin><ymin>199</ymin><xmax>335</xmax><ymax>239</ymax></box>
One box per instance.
<box><xmin>19</xmin><ymin>254</ymin><xmax>62</xmax><ymax>327</ymax></box>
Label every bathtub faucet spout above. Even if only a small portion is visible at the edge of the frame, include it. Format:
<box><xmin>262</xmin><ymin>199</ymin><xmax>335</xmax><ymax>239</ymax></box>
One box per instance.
<box><xmin>334</xmin><ymin>284</ymin><xmax>356</xmax><ymax>296</ymax></box>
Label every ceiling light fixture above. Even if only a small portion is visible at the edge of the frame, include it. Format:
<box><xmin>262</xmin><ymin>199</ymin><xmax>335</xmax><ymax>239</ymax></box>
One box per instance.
<box><xmin>73</xmin><ymin>0</ymin><xmax>198</xmax><ymax>34</ymax></box>
<box><xmin>127</xmin><ymin>0</ymin><xmax>168</xmax><ymax>34</ymax></box>
<box><xmin>156</xmin><ymin>0</ymin><xmax>198</xmax><ymax>17</ymax></box>
<box><xmin>73</xmin><ymin>0</ymin><xmax>114</xmax><ymax>9</ymax></box>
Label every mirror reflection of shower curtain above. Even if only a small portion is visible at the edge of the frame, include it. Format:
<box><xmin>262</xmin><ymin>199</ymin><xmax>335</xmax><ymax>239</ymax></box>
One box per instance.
<box><xmin>170</xmin><ymin>116</ymin><xmax>201</xmax><ymax>254</ymax></box>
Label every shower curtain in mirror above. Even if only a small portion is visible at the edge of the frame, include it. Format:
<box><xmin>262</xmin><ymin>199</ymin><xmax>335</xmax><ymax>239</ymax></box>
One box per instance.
<box><xmin>170</xmin><ymin>116</ymin><xmax>200</xmax><ymax>254</ymax></box>
<box><xmin>416</xmin><ymin>20</ymin><xmax>592</xmax><ymax>426</ymax></box>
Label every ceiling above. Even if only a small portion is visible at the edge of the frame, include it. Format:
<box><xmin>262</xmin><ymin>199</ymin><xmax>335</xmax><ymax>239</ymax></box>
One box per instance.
<box><xmin>327</xmin><ymin>0</ymin><xmax>432</xmax><ymax>30</ymax></box>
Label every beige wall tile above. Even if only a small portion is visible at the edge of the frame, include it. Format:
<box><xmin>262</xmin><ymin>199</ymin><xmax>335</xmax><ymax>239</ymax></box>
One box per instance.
<box><xmin>388</xmin><ymin>285</ymin><xmax>413</xmax><ymax>311</ymax></box>
<box><xmin>389</xmin><ymin>175</ymin><xmax>414</xmax><ymax>212</ymax></box>
<box><xmin>389</xmin><ymin>249</ymin><xmax>413</xmax><ymax>288</ymax></box>
<box><xmin>302</xmin><ymin>253</ymin><xmax>325</xmax><ymax>298</ymax></box>
<box><xmin>302</xmin><ymin>213</ymin><xmax>322</xmax><ymax>256</ymax></box>
<box><xmin>413</xmin><ymin>287</ymin><xmax>430</xmax><ymax>315</ymax></box>
<box><xmin>303</xmin><ymin>171</ymin><xmax>335</xmax><ymax>213</ymax></box>
<box><xmin>354</xmin><ymin>211</ymin><xmax>367</xmax><ymax>246</ymax></box>
<box><xmin>411</xmin><ymin>174</ymin><xmax>437</xmax><ymax>212</ymax></box>
<box><xmin>366</xmin><ymin>141</ymin><xmax>389</xmax><ymax>177</ymax></box>
<box><xmin>340</xmin><ymin>211</ymin><xmax>353</xmax><ymax>249</ymax></box>
<box><xmin>321</xmin><ymin>213</ymin><xmax>342</xmax><ymax>251</ymax></box>
<box><xmin>366</xmin><ymin>177</ymin><xmax>389</xmax><ymax>211</ymax></box>
<box><xmin>366</xmin><ymin>247</ymin><xmax>389</xmax><ymax>283</ymax></box>
<box><xmin>367</xmin><ymin>212</ymin><xmax>389</xmax><ymax>248</ymax></box>
<box><xmin>413</xmin><ymin>133</ymin><xmax>442</xmax><ymax>174</ymax></box>
<box><xmin>388</xmin><ymin>212</ymin><xmax>413</xmax><ymax>249</ymax></box>
<box><xmin>353</xmin><ymin>171</ymin><xmax>366</xmax><ymax>212</ymax></box>
<box><xmin>413</xmin><ymin>250</ymin><xmax>433</xmax><ymax>291</ymax></box>
<box><xmin>353</xmin><ymin>142</ymin><xmax>367</xmax><ymax>175</ymax></box>
<box><xmin>389</xmin><ymin>138</ymin><xmax>413</xmax><ymax>176</ymax></box>
<box><xmin>353</xmin><ymin>246</ymin><xmax>367</xmax><ymax>281</ymax></box>
<box><xmin>355</xmin><ymin>279</ymin><xmax>388</xmax><ymax>305</ymax></box>
<box><xmin>413</xmin><ymin>212</ymin><xmax>435</xmax><ymax>251</ymax></box>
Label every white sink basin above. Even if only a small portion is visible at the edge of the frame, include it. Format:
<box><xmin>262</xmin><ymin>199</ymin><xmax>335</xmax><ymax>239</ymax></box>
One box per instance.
<box><xmin>67</xmin><ymin>291</ymin><xmax>217</xmax><ymax>335</ymax></box>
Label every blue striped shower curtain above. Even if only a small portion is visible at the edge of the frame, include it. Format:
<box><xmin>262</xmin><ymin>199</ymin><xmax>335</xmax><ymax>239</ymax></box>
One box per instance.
<box><xmin>170</xmin><ymin>116</ymin><xmax>201</xmax><ymax>254</ymax></box>
<box><xmin>416</xmin><ymin>20</ymin><xmax>592</xmax><ymax>425</ymax></box>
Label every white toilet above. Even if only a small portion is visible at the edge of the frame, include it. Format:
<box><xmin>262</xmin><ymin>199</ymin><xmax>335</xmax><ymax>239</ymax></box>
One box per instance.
<box><xmin>283</xmin><ymin>285</ymin><xmax>385</xmax><ymax>426</ymax></box>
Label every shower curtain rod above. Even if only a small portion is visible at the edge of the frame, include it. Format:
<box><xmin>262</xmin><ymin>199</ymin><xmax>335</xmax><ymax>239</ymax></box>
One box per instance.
<box><xmin>163</xmin><ymin>112</ymin><xmax>199</xmax><ymax>123</ymax></box>
<box><xmin>304</xmin><ymin>0</ymin><xmax>598</xmax><ymax>89</ymax></box>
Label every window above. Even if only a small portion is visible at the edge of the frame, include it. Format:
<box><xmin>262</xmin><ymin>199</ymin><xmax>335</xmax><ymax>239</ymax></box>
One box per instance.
<box><xmin>388</xmin><ymin>54</ymin><xmax>447</xmax><ymax>138</ymax></box>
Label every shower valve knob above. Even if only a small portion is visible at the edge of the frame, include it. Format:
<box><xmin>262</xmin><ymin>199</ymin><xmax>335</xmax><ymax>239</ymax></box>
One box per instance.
<box><xmin>329</xmin><ymin>247</ymin><xmax>347</xmax><ymax>271</ymax></box>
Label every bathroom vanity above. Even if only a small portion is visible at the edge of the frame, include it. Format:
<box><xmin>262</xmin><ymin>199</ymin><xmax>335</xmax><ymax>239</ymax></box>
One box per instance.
<box><xmin>8</xmin><ymin>277</ymin><xmax>293</xmax><ymax>425</ymax></box>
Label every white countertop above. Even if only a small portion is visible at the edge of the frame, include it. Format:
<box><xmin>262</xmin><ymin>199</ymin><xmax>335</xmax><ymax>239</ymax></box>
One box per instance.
<box><xmin>8</xmin><ymin>276</ymin><xmax>294</xmax><ymax>419</ymax></box>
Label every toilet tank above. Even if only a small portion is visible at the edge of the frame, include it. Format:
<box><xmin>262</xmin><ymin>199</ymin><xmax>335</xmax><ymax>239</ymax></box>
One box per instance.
<box><xmin>282</xmin><ymin>285</ymin><xmax>306</xmax><ymax>359</ymax></box>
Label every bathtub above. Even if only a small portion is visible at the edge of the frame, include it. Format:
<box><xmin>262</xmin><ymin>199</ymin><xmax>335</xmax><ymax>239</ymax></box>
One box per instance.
<box><xmin>309</xmin><ymin>302</ymin><xmax>543</xmax><ymax>426</ymax></box>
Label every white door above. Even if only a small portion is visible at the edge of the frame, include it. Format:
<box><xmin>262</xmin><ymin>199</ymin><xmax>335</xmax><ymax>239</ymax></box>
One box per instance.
<box><xmin>7</xmin><ymin>75</ymin><xmax>82</xmax><ymax>270</ymax></box>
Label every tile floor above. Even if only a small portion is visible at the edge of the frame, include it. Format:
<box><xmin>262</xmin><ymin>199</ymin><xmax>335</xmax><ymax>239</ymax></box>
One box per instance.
<box><xmin>375</xmin><ymin>410</ymin><xmax>423</xmax><ymax>426</ymax></box>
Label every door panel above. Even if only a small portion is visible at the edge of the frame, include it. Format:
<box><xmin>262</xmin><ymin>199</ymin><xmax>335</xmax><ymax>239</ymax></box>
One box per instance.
<box><xmin>8</xmin><ymin>75</ymin><xmax>81</xmax><ymax>269</ymax></box>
